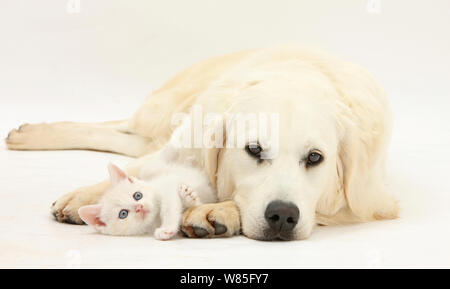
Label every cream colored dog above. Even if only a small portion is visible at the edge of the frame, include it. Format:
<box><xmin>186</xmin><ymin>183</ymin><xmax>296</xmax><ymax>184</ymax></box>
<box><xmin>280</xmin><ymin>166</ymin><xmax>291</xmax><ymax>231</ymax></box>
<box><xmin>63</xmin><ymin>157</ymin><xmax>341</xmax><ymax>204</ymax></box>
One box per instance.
<box><xmin>5</xmin><ymin>47</ymin><xmax>398</xmax><ymax>240</ymax></box>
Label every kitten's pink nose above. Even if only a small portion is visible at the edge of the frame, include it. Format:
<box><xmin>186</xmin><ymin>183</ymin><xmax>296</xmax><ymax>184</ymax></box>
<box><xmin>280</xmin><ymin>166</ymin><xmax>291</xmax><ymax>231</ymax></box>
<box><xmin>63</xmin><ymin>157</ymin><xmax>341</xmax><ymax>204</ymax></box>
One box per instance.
<box><xmin>135</xmin><ymin>204</ymin><xmax>144</xmax><ymax>213</ymax></box>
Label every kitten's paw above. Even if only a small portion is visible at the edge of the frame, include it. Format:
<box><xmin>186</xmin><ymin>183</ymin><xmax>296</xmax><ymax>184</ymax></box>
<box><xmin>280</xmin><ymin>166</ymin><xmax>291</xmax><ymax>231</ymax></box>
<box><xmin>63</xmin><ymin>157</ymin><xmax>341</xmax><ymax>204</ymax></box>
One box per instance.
<box><xmin>178</xmin><ymin>184</ymin><xmax>201</xmax><ymax>206</ymax></box>
<box><xmin>154</xmin><ymin>228</ymin><xmax>177</xmax><ymax>241</ymax></box>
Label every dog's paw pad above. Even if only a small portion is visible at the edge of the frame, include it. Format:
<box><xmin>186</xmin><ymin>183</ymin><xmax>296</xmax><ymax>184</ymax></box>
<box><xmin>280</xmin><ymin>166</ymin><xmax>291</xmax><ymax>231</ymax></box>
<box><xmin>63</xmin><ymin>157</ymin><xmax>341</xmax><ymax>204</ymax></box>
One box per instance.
<box><xmin>193</xmin><ymin>226</ymin><xmax>209</xmax><ymax>238</ymax></box>
<box><xmin>213</xmin><ymin>222</ymin><xmax>228</xmax><ymax>235</ymax></box>
<box><xmin>181</xmin><ymin>226</ymin><xmax>211</xmax><ymax>238</ymax></box>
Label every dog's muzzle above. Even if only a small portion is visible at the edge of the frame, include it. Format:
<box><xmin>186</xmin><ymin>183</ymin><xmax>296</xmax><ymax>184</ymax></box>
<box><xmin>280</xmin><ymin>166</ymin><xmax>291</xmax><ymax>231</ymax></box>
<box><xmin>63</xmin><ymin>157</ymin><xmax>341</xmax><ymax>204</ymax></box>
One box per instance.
<box><xmin>264</xmin><ymin>200</ymin><xmax>299</xmax><ymax>240</ymax></box>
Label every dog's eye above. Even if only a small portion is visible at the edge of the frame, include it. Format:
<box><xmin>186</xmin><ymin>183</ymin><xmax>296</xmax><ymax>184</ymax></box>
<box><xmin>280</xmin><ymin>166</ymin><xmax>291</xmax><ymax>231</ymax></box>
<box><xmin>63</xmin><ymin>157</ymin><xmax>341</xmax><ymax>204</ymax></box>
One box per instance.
<box><xmin>133</xmin><ymin>192</ymin><xmax>143</xmax><ymax>200</ymax></box>
<box><xmin>245</xmin><ymin>143</ymin><xmax>262</xmax><ymax>158</ymax></box>
<box><xmin>306</xmin><ymin>151</ymin><xmax>323</xmax><ymax>167</ymax></box>
<box><xmin>119</xmin><ymin>209</ymin><xmax>129</xmax><ymax>219</ymax></box>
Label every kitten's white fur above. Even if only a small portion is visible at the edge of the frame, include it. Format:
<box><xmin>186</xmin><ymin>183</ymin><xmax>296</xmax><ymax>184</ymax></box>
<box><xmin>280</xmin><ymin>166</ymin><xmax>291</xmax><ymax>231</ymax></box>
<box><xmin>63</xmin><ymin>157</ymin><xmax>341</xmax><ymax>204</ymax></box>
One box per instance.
<box><xmin>78</xmin><ymin>156</ymin><xmax>217</xmax><ymax>240</ymax></box>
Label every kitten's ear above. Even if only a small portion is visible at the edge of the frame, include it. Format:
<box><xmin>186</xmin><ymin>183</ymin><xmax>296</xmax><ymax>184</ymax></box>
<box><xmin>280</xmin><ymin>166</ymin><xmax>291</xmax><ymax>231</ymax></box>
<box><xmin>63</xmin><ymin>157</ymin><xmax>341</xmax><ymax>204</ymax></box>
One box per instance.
<box><xmin>78</xmin><ymin>205</ymin><xmax>106</xmax><ymax>227</ymax></box>
<box><xmin>108</xmin><ymin>163</ymin><xmax>127</xmax><ymax>185</ymax></box>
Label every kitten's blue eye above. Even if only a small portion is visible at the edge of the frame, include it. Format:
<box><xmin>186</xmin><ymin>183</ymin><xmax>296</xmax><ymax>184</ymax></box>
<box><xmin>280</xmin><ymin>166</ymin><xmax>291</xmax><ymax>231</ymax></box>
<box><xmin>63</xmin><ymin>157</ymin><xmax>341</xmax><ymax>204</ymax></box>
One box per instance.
<box><xmin>119</xmin><ymin>209</ymin><xmax>128</xmax><ymax>219</ymax></box>
<box><xmin>133</xmin><ymin>192</ymin><xmax>143</xmax><ymax>201</ymax></box>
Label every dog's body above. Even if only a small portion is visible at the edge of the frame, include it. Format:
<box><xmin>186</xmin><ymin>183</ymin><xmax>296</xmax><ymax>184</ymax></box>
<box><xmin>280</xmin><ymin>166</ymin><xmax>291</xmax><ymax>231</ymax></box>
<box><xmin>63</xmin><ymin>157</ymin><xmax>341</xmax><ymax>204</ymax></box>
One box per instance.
<box><xmin>6</xmin><ymin>47</ymin><xmax>398</xmax><ymax>240</ymax></box>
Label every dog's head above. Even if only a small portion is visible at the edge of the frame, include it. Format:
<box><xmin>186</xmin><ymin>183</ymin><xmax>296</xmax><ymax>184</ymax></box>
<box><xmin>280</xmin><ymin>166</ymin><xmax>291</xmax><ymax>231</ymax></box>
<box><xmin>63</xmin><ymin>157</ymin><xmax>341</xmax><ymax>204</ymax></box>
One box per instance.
<box><xmin>201</xmin><ymin>74</ymin><xmax>394</xmax><ymax>240</ymax></box>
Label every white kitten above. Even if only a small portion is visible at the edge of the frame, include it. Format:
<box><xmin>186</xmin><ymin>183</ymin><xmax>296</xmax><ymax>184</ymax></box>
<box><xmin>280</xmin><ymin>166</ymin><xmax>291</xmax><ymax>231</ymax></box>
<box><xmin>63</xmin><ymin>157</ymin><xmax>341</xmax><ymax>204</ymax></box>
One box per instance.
<box><xmin>78</xmin><ymin>162</ymin><xmax>217</xmax><ymax>240</ymax></box>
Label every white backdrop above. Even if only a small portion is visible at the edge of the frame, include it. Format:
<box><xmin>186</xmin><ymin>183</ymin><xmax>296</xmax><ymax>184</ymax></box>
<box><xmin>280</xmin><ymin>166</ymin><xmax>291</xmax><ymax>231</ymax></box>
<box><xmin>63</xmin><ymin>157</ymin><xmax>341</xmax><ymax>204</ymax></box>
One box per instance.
<box><xmin>0</xmin><ymin>0</ymin><xmax>449</xmax><ymax>268</ymax></box>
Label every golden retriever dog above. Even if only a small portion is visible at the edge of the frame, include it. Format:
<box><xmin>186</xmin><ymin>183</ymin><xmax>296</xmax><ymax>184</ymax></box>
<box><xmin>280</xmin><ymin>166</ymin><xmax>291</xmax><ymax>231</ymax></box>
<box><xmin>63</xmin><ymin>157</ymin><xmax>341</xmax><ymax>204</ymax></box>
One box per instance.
<box><xmin>5</xmin><ymin>47</ymin><xmax>399</xmax><ymax>240</ymax></box>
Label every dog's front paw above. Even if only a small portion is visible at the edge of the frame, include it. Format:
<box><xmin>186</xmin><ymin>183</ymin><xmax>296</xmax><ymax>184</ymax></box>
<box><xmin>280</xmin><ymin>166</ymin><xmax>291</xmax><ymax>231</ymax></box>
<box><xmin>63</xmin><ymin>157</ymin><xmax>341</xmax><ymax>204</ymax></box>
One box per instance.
<box><xmin>181</xmin><ymin>201</ymin><xmax>240</xmax><ymax>238</ymax></box>
<box><xmin>51</xmin><ymin>182</ymin><xmax>106</xmax><ymax>224</ymax></box>
<box><xmin>51</xmin><ymin>190</ymin><xmax>87</xmax><ymax>224</ymax></box>
<box><xmin>154</xmin><ymin>228</ymin><xmax>176</xmax><ymax>240</ymax></box>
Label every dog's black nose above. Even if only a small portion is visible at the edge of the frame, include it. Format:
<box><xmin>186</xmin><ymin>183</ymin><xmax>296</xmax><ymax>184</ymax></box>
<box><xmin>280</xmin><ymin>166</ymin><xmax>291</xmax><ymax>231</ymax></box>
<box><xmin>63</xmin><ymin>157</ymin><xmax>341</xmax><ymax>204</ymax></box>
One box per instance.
<box><xmin>264</xmin><ymin>201</ymin><xmax>299</xmax><ymax>235</ymax></box>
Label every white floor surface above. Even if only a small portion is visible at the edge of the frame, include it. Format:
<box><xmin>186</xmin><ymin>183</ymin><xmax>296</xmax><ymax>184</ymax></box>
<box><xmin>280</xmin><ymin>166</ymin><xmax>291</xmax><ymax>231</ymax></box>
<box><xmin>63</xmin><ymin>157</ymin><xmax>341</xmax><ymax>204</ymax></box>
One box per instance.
<box><xmin>0</xmin><ymin>91</ymin><xmax>449</xmax><ymax>268</ymax></box>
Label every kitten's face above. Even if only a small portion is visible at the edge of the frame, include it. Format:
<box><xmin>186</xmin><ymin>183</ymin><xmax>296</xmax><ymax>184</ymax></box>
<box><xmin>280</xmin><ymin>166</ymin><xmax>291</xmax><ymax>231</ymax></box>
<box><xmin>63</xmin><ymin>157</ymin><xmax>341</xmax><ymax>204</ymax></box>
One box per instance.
<box><xmin>97</xmin><ymin>178</ymin><xmax>159</xmax><ymax>235</ymax></box>
<box><xmin>78</xmin><ymin>164</ymin><xmax>160</xmax><ymax>236</ymax></box>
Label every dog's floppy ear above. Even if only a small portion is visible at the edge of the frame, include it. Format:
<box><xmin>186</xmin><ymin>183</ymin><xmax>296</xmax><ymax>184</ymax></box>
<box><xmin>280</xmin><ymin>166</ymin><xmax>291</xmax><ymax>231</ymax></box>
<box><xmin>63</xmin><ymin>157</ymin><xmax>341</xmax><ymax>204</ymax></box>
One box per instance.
<box><xmin>337</xmin><ymin>119</ymin><xmax>399</xmax><ymax>222</ymax></box>
<box><xmin>201</xmin><ymin>115</ymin><xmax>226</xmax><ymax>187</ymax></box>
<box><xmin>203</xmin><ymin>146</ymin><xmax>220</xmax><ymax>187</ymax></box>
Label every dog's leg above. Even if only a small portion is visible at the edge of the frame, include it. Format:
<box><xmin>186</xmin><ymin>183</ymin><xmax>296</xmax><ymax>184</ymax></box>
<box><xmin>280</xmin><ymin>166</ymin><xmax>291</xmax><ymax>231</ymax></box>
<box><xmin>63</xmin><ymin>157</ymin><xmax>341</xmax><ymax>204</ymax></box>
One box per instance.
<box><xmin>5</xmin><ymin>120</ymin><xmax>151</xmax><ymax>157</ymax></box>
<box><xmin>181</xmin><ymin>201</ymin><xmax>241</xmax><ymax>238</ymax></box>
